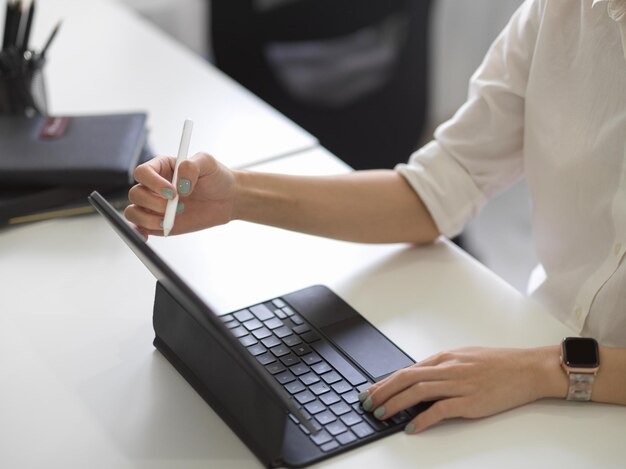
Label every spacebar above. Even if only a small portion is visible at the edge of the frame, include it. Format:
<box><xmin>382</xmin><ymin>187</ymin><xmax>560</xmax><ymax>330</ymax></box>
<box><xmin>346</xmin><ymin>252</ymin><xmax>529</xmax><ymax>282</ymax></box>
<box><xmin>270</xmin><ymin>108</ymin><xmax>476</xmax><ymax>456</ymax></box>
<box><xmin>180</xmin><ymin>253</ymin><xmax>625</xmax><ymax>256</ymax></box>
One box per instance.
<box><xmin>311</xmin><ymin>341</ymin><xmax>367</xmax><ymax>386</ymax></box>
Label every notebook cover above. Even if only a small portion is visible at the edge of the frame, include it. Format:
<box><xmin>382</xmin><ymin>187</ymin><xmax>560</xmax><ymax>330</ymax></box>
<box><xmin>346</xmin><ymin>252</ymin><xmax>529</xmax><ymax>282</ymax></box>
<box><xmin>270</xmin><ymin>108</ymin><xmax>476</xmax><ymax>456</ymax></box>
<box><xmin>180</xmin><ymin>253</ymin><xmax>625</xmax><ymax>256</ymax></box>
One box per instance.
<box><xmin>0</xmin><ymin>112</ymin><xmax>147</xmax><ymax>186</ymax></box>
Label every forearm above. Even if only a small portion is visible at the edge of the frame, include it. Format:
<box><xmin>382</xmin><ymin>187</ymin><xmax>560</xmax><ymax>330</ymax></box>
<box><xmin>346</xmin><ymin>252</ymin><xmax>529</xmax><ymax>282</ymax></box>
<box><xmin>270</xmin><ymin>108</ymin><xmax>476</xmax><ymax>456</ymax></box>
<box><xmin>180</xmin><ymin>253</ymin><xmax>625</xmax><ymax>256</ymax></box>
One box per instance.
<box><xmin>232</xmin><ymin>169</ymin><xmax>439</xmax><ymax>244</ymax></box>
<box><xmin>532</xmin><ymin>345</ymin><xmax>626</xmax><ymax>405</ymax></box>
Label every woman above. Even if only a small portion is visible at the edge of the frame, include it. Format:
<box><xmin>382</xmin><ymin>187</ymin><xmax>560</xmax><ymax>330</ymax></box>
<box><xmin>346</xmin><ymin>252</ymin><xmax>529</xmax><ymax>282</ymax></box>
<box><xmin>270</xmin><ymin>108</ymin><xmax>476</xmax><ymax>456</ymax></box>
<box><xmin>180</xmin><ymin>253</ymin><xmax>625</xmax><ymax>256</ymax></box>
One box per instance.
<box><xmin>125</xmin><ymin>0</ymin><xmax>626</xmax><ymax>433</ymax></box>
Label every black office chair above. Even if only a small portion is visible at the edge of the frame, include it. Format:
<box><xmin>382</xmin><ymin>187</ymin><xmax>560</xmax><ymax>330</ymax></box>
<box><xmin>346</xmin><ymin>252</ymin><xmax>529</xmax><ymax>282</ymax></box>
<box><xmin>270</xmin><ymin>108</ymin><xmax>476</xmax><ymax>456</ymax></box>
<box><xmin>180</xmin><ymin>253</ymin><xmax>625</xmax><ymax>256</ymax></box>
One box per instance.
<box><xmin>210</xmin><ymin>0</ymin><xmax>433</xmax><ymax>170</ymax></box>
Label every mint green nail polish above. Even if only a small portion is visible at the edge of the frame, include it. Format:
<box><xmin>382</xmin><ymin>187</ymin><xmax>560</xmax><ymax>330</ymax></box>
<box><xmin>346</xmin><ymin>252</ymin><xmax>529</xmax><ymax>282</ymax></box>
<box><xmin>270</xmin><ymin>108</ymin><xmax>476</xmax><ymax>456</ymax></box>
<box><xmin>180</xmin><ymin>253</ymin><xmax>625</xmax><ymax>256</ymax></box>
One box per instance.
<box><xmin>162</xmin><ymin>188</ymin><xmax>174</xmax><ymax>199</ymax></box>
<box><xmin>176</xmin><ymin>202</ymin><xmax>185</xmax><ymax>213</ymax></box>
<box><xmin>405</xmin><ymin>423</ymin><xmax>416</xmax><ymax>434</ymax></box>
<box><xmin>178</xmin><ymin>179</ymin><xmax>191</xmax><ymax>194</ymax></box>
<box><xmin>363</xmin><ymin>398</ymin><xmax>373</xmax><ymax>412</ymax></box>
<box><xmin>159</xmin><ymin>219</ymin><xmax>164</xmax><ymax>228</ymax></box>
<box><xmin>373</xmin><ymin>407</ymin><xmax>385</xmax><ymax>419</ymax></box>
<box><xmin>358</xmin><ymin>391</ymin><xmax>369</xmax><ymax>403</ymax></box>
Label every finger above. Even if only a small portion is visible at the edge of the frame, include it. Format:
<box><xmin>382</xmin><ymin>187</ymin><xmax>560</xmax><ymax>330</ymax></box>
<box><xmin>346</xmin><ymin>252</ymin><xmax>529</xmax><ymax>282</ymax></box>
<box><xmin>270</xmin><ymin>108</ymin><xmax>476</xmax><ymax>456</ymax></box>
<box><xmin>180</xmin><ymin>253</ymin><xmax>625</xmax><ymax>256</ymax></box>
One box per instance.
<box><xmin>175</xmin><ymin>152</ymin><xmax>219</xmax><ymax>197</ymax></box>
<box><xmin>363</xmin><ymin>365</ymin><xmax>451</xmax><ymax>409</ymax></box>
<box><xmin>133</xmin><ymin>156</ymin><xmax>177</xmax><ymax>198</ymax></box>
<box><xmin>405</xmin><ymin>398</ymin><xmax>465</xmax><ymax>434</ymax></box>
<box><xmin>124</xmin><ymin>204</ymin><xmax>165</xmax><ymax>234</ymax></box>
<box><xmin>128</xmin><ymin>184</ymin><xmax>170</xmax><ymax>215</ymax></box>
<box><xmin>370</xmin><ymin>380</ymin><xmax>458</xmax><ymax>421</ymax></box>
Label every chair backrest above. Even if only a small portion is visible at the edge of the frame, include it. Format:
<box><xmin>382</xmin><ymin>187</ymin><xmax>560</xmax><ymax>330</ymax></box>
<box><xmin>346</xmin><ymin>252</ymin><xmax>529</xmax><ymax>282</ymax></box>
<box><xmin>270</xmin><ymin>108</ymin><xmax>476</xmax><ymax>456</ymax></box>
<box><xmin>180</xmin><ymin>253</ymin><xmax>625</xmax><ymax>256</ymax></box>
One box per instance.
<box><xmin>211</xmin><ymin>0</ymin><xmax>434</xmax><ymax>169</ymax></box>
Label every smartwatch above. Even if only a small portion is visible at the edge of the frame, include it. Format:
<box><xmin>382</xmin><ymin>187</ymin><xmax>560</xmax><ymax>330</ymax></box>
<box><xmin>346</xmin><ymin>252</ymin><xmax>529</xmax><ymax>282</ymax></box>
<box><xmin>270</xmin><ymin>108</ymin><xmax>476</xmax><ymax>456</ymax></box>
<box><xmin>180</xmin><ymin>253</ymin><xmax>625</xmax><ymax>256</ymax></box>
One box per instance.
<box><xmin>560</xmin><ymin>337</ymin><xmax>600</xmax><ymax>401</ymax></box>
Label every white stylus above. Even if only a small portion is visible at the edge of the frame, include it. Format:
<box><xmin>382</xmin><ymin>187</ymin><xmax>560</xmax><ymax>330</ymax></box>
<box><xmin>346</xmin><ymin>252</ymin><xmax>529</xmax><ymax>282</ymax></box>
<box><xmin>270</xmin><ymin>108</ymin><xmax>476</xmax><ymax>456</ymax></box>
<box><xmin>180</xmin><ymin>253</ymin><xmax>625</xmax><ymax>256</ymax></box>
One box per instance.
<box><xmin>163</xmin><ymin>119</ymin><xmax>193</xmax><ymax>237</ymax></box>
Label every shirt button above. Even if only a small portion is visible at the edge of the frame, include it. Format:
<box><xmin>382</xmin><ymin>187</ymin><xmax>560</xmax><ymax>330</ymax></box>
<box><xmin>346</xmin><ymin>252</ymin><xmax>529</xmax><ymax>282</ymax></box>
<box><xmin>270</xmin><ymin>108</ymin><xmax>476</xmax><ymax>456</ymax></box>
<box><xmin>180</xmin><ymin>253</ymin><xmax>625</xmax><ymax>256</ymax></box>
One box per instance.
<box><xmin>614</xmin><ymin>243</ymin><xmax>622</xmax><ymax>257</ymax></box>
<box><xmin>574</xmin><ymin>307</ymin><xmax>583</xmax><ymax>320</ymax></box>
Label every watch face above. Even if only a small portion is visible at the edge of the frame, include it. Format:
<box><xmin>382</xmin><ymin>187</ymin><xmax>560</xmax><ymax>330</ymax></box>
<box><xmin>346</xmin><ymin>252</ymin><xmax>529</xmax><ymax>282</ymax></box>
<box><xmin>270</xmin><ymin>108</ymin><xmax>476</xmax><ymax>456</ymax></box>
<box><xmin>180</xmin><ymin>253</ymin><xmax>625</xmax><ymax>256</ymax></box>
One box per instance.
<box><xmin>563</xmin><ymin>337</ymin><xmax>599</xmax><ymax>368</ymax></box>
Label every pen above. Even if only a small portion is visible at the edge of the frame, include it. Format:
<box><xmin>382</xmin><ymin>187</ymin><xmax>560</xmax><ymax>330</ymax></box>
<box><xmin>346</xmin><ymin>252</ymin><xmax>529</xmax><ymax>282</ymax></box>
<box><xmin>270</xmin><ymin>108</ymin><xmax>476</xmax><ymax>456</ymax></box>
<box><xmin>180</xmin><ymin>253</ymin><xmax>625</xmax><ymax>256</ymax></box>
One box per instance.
<box><xmin>18</xmin><ymin>0</ymin><xmax>35</xmax><ymax>52</ymax></box>
<box><xmin>40</xmin><ymin>19</ymin><xmax>61</xmax><ymax>58</ymax></box>
<box><xmin>2</xmin><ymin>1</ymin><xmax>21</xmax><ymax>51</ymax></box>
<box><xmin>162</xmin><ymin>119</ymin><xmax>193</xmax><ymax>237</ymax></box>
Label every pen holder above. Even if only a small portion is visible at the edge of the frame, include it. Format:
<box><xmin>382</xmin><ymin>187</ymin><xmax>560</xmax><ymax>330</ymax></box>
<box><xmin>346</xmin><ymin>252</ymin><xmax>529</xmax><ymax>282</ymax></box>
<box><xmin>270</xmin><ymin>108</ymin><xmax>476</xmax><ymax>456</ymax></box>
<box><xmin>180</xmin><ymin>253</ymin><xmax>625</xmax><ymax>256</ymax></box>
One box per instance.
<box><xmin>0</xmin><ymin>49</ymin><xmax>47</xmax><ymax>116</ymax></box>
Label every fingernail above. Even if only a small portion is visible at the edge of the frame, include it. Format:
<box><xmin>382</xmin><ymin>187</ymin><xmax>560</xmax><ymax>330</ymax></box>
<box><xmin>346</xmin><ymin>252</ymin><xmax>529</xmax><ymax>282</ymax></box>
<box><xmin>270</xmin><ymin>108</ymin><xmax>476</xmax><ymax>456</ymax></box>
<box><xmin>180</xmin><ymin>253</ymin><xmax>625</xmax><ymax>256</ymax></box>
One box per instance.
<box><xmin>178</xmin><ymin>179</ymin><xmax>191</xmax><ymax>194</ymax></box>
<box><xmin>358</xmin><ymin>391</ymin><xmax>369</xmax><ymax>403</ymax></box>
<box><xmin>405</xmin><ymin>423</ymin><xmax>416</xmax><ymax>434</ymax></box>
<box><xmin>162</xmin><ymin>188</ymin><xmax>174</xmax><ymax>200</ymax></box>
<box><xmin>176</xmin><ymin>202</ymin><xmax>185</xmax><ymax>213</ymax></box>
<box><xmin>373</xmin><ymin>407</ymin><xmax>385</xmax><ymax>419</ymax></box>
<box><xmin>363</xmin><ymin>398</ymin><xmax>373</xmax><ymax>412</ymax></box>
<box><xmin>159</xmin><ymin>219</ymin><xmax>164</xmax><ymax>228</ymax></box>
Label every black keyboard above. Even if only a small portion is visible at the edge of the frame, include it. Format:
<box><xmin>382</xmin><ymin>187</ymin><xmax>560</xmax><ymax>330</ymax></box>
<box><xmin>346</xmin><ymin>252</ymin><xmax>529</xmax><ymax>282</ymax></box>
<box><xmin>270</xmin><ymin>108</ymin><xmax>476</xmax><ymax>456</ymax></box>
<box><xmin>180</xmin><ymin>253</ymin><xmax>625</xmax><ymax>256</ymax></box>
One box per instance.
<box><xmin>220</xmin><ymin>297</ymin><xmax>416</xmax><ymax>453</ymax></box>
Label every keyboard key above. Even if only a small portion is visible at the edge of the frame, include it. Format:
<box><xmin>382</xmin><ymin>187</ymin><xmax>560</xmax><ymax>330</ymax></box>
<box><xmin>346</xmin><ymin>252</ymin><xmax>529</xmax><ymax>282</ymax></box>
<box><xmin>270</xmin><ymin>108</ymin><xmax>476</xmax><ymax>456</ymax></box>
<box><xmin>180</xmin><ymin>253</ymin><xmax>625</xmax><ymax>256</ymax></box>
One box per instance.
<box><xmin>292</xmin><ymin>324</ymin><xmax>310</xmax><ymax>335</ymax></box>
<box><xmin>351</xmin><ymin>422</ymin><xmax>375</xmax><ymax>439</ymax></box>
<box><xmin>256</xmin><ymin>353</ymin><xmax>276</xmax><ymax>365</ymax></box>
<box><xmin>299</xmin><ymin>373</ymin><xmax>321</xmax><ymax>386</ymax></box>
<box><xmin>272</xmin><ymin>298</ymin><xmax>286</xmax><ymax>308</ymax></box>
<box><xmin>301</xmin><ymin>353</ymin><xmax>322</xmax><ymax>366</ymax></box>
<box><xmin>233</xmin><ymin>309</ymin><xmax>254</xmax><ymax>322</ymax></box>
<box><xmin>321</xmin><ymin>371</ymin><xmax>342</xmax><ymax>385</ymax></box>
<box><xmin>340</xmin><ymin>411</ymin><xmax>363</xmax><ymax>427</ymax></box>
<box><xmin>332</xmin><ymin>381</ymin><xmax>353</xmax><ymax>394</ymax></box>
<box><xmin>363</xmin><ymin>412</ymin><xmax>389</xmax><ymax>431</ymax></box>
<box><xmin>315</xmin><ymin>410</ymin><xmax>337</xmax><ymax>425</ymax></box>
<box><xmin>320</xmin><ymin>440</ymin><xmax>340</xmax><ymax>453</ymax></box>
<box><xmin>326</xmin><ymin>420</ymin><xmax>348</xmax><ymax>437</ymax></box>
<box><xmin>352</xmin><ymin>403</ymin><xmax>365</xmax><ymax>415</ymax></box>
<box><xmin>252</xmin><ymin>327</ymin><xmax>272</xmax><ymax>340</ymax></box>
<box><xmin>251</xmin><ymin>304</ymin><xmax>275</xmax><ymax>321</ymax></box>
<box><xmin>280</xmin><ymin>354</ymin><xmax>301</xmax><ymax>367</ymax></box>
<box><xmin>301</xmin><ymin>331</ymin><xmax>321</xmax><ymax>343</ymax></box>
<box><xmin>342</xmin><ymin>390</ymin><xmax>360</xmax><ymax>405</ymax></box>
<box><xmin>243</xmin><ymin>318</ymin><xmax>263</xmax><ymax>331</ymax></box>
<box><xmin>285</xmin><ymin>380</ymin><xmax>306</xmax><ymax>395</ymax></box>
<box><xmin>283</xmin><ymin>335</ymin><xmax>303</xmax><ymax>347</ymax></box>
<box><xmin>330</xmin><ymin>402</ymin><xmax>351</xmax><ymax>416</ymax></box>
<box><xmin>275</xmin><ymin>309</ymin><xmax>287</xmax><ymax>319</ymax></box>
<box><xmin>247</xmin><ymin>344</ymin><xmax>267</xmax><ymax>356</ymax></box>
<box><xmin>219</xmin><ymin>314</ymin><xmax>234</xmax><ymax>322</ymax></box>
<box><xmin>264</xmin><ymin>317</ymin><xmax>284</xmax><ymax>330</ymax></box>
<box><xmin>282</xmin><ymin>306</ymin><xmax>295</xmax><ymax>316</ymax></box>
<box><xmin>311</xmin><ymin>341</ymin><xmax>367</xmax><ymax>386</ymax></box>
<box><xmin>230</xmin><ymin>326</ymin><xmax>248</xmax><ymax>338</ymax></box>
<box><xmin>310</xmin><ymin>430</ymin><xmax>333</xmax><ymax>446</ymax></box>
<box><xmin>309</xmin><ymin>382</ymin><xmax>331</xmax><ymax>396</ymax></box>
<box><xmin>311</xmin><ymin>361</ymin><xmax>332</xmax><ymax>375</ymax></box>
<box><xmin>265</xmin><ymin>362</ymin><xmax>286</xmax><ymax>375</ymax></box>
<box><xmin>239</xmin><ymin>335</ymin><xmax>258</xmax><ymax>347</ymax></box>
<box><xmin>304</xmin><ymin>400</ymin><xmax>326</xmax><ymax>415</ymax></box>
<box><xmin>336</xmin><ymin>430</ymin><xmax>357</xmax><ymax>445</ymax></box>
<box><xmin>270</xmin><ymin>345</ymin><xmax>291</xmax><ymax>358</ymax></box>
<box><xmin>223</xmin><ymin>320</ymin><xmax>240</xmax><ymax>330</ymax></box>
<box><xmin>320</xmin><ymin>392</ymin><xmax>341</xmax><ymax>406</ymax></box>
<box><xmin>292</xmin><ymin>344</ymin><xmax>312</xmax><ymax>356</ymax></box>
<box><xmin>275</xmin><ymin>371</ymin><xmax>296</xmax><ymax>385</ymax></box>
<box><xmin>274</xmin><ymin>326</ymin><xmax>293</xmax><ymax>339</ymax></box>
<box><xmin>290</xmin><ymin>314</ymin><xmax>305</xmax><ymax>325</ymax></box>
<box><xmin>389</xmin><ymin>411</ymin><xmax>412</xmax><ymax>425</ymax></box>
<box><xmin>261</xmin><ymin>336</ymin><xmax>282</xmax><ymax>348</ymax></box>
<box><xmin>294</xmin><ymin>390</ymin><xmax>316</xmax><ymax>405</ymax></box>
<box><xmin>289</xmin><ymin>363</ymin><xmax>310</xmax><ymax>376</ymax></box>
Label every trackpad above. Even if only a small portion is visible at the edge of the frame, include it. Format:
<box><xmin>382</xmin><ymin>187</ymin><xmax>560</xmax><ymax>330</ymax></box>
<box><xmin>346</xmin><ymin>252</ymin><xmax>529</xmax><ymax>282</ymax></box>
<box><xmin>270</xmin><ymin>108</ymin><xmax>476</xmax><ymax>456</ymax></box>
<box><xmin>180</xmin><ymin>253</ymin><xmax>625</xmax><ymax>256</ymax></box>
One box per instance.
<box><xmin>321</xmin><ymin>317</ymin><xmax>414</xmax><ymax>380</ymax></box>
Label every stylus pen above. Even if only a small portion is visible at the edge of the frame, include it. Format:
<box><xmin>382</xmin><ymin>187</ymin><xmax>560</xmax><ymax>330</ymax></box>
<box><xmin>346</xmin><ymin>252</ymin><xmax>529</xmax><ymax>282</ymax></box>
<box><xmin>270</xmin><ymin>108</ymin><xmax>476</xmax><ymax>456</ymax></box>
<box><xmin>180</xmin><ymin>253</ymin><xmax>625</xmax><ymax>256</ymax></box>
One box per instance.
<box><xmin>163</xmin><ymin>119</ymin><xmax>193</xmax><ymax>237</ymax></box>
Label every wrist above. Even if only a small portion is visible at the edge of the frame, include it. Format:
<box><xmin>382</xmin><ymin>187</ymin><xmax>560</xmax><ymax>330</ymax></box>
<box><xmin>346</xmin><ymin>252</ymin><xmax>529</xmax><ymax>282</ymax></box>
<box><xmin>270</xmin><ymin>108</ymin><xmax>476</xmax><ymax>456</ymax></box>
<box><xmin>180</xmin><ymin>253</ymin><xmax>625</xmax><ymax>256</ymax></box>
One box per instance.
<box><xmin>529</xmin><ymin>345</ymin><xmax>569</xmax><ymax>400</ymax></box>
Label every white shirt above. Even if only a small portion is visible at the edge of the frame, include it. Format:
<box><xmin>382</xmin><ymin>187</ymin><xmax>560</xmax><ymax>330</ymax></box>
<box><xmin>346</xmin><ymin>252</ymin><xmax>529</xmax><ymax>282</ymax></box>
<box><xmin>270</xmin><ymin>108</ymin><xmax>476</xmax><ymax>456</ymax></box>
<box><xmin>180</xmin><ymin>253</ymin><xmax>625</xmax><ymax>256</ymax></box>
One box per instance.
<box><xmin>397</xmin><ymin>0</ymin><xmax>626</xmax><ymax>347</ymax></box>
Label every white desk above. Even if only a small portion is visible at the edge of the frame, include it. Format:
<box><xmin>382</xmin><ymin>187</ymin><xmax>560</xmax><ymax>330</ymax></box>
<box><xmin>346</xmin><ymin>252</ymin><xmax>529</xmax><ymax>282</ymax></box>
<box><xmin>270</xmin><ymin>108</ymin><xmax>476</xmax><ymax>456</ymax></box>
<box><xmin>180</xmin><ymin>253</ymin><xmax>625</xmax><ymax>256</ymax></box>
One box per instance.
<box><xmin>25</xmin><ymin>0</ymin><xmax>317</xmax><ymax>167</ymax></box>
<box><xmin>1</xmin><ymin>148</ymin><xmax>624</xmax><ymax>469</ymax></box>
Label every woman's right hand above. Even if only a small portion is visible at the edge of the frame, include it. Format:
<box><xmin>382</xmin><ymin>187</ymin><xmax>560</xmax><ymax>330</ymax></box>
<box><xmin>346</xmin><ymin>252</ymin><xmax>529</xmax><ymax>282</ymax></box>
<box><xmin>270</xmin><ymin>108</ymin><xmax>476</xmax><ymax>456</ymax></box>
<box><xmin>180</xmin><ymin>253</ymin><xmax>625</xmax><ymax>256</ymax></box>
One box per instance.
<box><xmin>124</xmin><ymin>152</ymin><xmax>236</xmax><ymax>239</ymax></box>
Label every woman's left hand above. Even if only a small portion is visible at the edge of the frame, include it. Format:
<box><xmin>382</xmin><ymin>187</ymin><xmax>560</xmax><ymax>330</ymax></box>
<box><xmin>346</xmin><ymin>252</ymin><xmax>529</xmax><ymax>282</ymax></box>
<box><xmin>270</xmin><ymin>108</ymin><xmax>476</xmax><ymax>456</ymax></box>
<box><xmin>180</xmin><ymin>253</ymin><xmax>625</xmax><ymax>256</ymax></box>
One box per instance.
<box><xmin>360</xmin><ymin>346</ymin><xmax>567</xmax><ymax>434</ymax></box>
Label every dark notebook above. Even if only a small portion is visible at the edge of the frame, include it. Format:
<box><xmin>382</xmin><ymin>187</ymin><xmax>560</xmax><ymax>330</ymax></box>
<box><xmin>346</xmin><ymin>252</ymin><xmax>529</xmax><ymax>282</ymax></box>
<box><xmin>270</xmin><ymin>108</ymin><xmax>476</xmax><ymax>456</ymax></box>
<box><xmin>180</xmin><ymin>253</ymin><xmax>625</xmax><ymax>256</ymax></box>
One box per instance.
<box><xmin>0</xmin><ymin>112</ymin><xmax>147</xmax><ymax>186</ymax></box>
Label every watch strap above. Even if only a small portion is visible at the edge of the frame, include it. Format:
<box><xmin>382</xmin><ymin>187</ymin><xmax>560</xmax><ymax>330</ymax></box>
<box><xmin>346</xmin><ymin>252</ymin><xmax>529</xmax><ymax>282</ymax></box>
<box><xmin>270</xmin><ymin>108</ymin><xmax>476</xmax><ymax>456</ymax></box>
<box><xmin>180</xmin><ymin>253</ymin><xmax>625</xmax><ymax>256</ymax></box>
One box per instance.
<box><xmin>566</xmin><ymin>372</ymin><xmax>595</xmax><ymax>401</ymax></box>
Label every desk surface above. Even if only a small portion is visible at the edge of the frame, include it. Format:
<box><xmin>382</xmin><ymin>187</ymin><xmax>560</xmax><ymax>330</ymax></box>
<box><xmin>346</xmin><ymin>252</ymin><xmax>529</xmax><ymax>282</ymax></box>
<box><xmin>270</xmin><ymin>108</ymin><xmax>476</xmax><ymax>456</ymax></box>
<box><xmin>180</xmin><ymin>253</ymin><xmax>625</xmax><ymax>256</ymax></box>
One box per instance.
<box><xmin>28</xmin><ymin>0</ymin><xmax>317</xmax><ymax>167</ymax></box>
<box><xmin>1</xmin><ymin>148</ymin><xmax>624</xmax><ymax>469</ymax></box>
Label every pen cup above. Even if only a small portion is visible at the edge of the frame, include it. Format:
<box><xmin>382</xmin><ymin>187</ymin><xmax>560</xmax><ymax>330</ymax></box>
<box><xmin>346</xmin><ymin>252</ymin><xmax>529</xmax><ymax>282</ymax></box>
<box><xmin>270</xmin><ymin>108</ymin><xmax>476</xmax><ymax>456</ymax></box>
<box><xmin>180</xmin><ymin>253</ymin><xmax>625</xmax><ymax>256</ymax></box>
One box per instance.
<box><xmin>0</xmin><ymin>49</ymin><xmax>47</xmax><ymax>116</ymax></box>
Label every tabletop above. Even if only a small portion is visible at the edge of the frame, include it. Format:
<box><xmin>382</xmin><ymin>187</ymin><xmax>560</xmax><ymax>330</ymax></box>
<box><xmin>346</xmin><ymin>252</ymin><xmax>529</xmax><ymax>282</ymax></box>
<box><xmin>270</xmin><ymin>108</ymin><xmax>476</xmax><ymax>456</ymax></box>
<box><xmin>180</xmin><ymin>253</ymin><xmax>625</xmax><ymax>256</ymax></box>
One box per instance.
<box><xmin>1</xmin><ymin>148</ymin><xmax>624</xmax><ymax>469</ymax></box>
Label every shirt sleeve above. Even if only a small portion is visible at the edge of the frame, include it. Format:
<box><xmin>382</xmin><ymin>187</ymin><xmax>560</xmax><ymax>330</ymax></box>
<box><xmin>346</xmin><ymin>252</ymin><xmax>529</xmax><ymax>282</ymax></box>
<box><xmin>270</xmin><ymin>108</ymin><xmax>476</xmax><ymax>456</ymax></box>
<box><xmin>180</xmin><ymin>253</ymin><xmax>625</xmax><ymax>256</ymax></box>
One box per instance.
<box><xmin>396</xmin><ymin>0</ymin><xmax>543</xmax><ymax>238</ymax></box>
